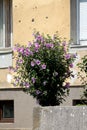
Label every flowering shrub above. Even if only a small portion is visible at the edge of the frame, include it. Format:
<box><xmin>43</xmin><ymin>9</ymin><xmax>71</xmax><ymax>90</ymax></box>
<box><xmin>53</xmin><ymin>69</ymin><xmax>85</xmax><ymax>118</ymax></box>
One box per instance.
<box><xmin>11</xmin><ymin>31</ymin><xmax>76</xmax><ymax>106</ymax></box>
<box><xmin>77</xmin><ymin>55</ymin><xmax>87</xmax><ymax>100</ymax></box>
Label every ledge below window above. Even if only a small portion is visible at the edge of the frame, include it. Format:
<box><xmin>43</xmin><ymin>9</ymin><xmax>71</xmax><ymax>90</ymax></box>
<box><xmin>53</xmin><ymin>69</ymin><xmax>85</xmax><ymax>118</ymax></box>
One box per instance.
<box><xmin>0</xmin><ymin>118</ymin><xmax>14</xmax><ymax>123</ymax></box>
<box><xmin>0</xmin><ymin>48</ymin><xmax>12</xmax><ymax>54</ymax></box>
<box><xmin>70</xmin><ymin>44</ymin><xmax>87</xmax><ymax>50</ymax></box>
<box><xmin>0</xmin><ymin>49</ymin><xmax>12</xmax><ymax>68</ymax></box>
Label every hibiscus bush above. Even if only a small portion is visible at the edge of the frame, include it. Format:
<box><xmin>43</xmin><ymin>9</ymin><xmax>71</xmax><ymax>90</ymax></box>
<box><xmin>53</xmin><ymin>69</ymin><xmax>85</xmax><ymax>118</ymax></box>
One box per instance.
<box><xmin>77</xmin><ymin>55</ymin><xmax>87</xmax><ymax>100</ymax></box>
<box><xmin>11</xmin><ymin>31</ymin><xmax>76</xmax><ymax>106</ymax></box>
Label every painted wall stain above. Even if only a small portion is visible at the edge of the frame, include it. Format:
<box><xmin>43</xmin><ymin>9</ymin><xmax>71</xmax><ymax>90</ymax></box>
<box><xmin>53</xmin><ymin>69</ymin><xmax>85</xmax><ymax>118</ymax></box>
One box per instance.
<box><xmin>32</xmin><ymin>18</ymin><xmax>35</xmax><ymax>22</ymax></box>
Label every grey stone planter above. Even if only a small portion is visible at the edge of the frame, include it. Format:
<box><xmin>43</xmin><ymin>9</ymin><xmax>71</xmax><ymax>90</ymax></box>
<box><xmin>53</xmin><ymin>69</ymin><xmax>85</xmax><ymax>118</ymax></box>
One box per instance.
<box><xmin>33</xmin><ymin>106</ymin><xmax>87</xmax><ymax>130</ymax></box>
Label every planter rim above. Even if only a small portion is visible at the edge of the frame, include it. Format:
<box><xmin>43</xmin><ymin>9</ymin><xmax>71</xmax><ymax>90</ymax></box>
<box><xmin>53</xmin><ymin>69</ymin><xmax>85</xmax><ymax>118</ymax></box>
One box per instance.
<box><xmin>34</xmin><ymin>106</ymin><xmax>87</xmax><ymax>109</ymax></box>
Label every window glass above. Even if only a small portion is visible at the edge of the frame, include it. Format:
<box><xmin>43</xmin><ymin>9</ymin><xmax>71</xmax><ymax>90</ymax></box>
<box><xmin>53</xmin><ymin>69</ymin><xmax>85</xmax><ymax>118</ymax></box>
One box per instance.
<box><xmin>5</xmin><ymin>0</ymin><xmax>12</xmax><ymax>47</ymax></box>
<box><xmin>0</xmin><ymin>100</ymin><xmax>14</xmax><ymax>122</ymax></box>
<box><xmin>73</xmin><ymin>99</ymin><xmax>87</xmax><ymax>106</ymax></box>
<box><xmin>0</xmin><ymin>0</ymin><xmax>12</xmax><ymax>48</ymax></box>
<box><xmin>70</xmin><ymin>0</ymin><xmax>87</xmax><ymax>45</ymax></box>
<box><xmin>70</xmin><ymin>0</ymin><xmax>78</xmax><ymax>44</ymax></box>
<box><xmin>0</xmin><ymin>0</ymin><xmax>3</xmax><ymax>47</ymax></box>
<box><xmin>3</xmin><ymin>102</ymin><xmax>14</xmax><ymax>118</ymax></box>
<box><xmin>80</xmin><ymin>0</ymin><xmax>87</xmax><ymax>41</ymax></box>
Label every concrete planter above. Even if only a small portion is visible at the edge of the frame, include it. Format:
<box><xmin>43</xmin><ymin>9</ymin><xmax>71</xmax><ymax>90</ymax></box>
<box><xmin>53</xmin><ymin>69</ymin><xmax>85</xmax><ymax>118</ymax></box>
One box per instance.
<box><xmin>33</xmin><ymin>106</ymin><xmax>87</xmax><ymax>130</ymax></box>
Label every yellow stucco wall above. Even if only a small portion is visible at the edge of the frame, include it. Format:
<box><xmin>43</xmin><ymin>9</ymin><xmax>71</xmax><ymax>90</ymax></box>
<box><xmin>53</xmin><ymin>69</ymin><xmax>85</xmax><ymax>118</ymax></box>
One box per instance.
<box><xmin>0</xmin><ymin>0</ymin><xmax>70</xmax><ymax>88</ymax></box>
<box><xmin>12</xmin><ymin>0</ymin><xmax>87</xmax><ymax>87</ymax></box>
<box><xmin>13</xmin><ymin>0</ymin><xmax>70</xmax><ymax>45</ymax></box>
<box><xmin>1</xmin><ymin>0</ymin><xmax>86</xmax><ymax>88</ymax></box>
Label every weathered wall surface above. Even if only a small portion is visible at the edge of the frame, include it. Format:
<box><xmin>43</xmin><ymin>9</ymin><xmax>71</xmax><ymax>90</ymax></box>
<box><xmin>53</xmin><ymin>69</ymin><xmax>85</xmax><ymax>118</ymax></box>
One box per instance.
<box><xmin>0</xmin><ymin>0</ymin><xmax>70</xmax><ymax>88</ymax></box>
<box><xmin>0</xmin><ymin>0</ymin><xmax>70</xmax><ymax>87</ymax></box>
<box><xmin>0</xmin><ymin>89</ymin><xmax>36</xmax><ymax>130</ymax></box>
<box><xmin>33</xmin><ymin>106</ymin><xmax>87</xmax><ymax>130</ymax></box>
<box><xmin>13</xmin><ymin>0</ymin><xmax>70</xmax><ymax>44</ymax></box>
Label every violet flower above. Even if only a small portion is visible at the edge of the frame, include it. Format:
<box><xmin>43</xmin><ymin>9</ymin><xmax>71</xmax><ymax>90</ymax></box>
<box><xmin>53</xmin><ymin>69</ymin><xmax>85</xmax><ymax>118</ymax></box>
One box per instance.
<box><xmin>18</xmin><ymin>47</ymin><xmax>24</xmax><ymax>54</ymax></box>
<box><xmin>65</xmin><ymin>82</ymin><xmax>70</xmax><ymax>88</ymax></box>
<box><xmin>45</xmin><ymin>43</ymin><xmax>54</xmax><ymax>48</ymax></box>
<box><xmin>41</xmin><ymin>64</ymin><xmax>46</xmax><ymax>69</ymax></box>
<box><xmin>36</xmin><ymin>35</ymin><xmax>44</xmax><ymax>42</ymax></box>
<box><xmin>65</xmin><ymin>54</ymin><xmax>71</xmax><ymax>59</ymax></box>
<box><xmin>24</xmin><ymin>82</ymin><xmax>30</xmax><ymax>88</ymax></box>
<box><xmin>31</xmin><ymin>61</ymin><xmax>35</xmax><ymax>67</ymax></box>
<box><xmin>31</xmin><ymin>77</ymin><xmax>36</xmax><ymax>84</ymax></box>
<box><xmin>24</xmin><ymin>48</ymin><xmax>33</xmax><ymax>56</ymax></box>
<box><xmin>35</xmin><ymin>59</ymin><xmax>41</xmax><ymax>65</ymax></box>
<box><xmin>69</xmin><ymin>63</ymin><xmax>73</xmax><ymax>68</ymax></box>
<box><xmin>73</xmin><ymin>53</ymin><xmax>77</xmax><ymax>58</ymax></box>
<box><xmin>62</xmin><ymin>41</ymin><xmax>66</xmax><ymax>46</ymax></box>
<box><xmin>28</xmin><ymin>42</ymin><xmax>32</xmax><ymax>48</ymax></box>
<box><xmin>35</xmin><ymin>43</ymin><xmax>40</xmax><ymax>48</ymax></box>
<box><xmin>13</xmin><ymin>46</ymin><xmax>17</xmax><ymax>52</ymax></box>
<box><xmin>18</xmin><ymin>59</ymin><xmax>23</xmax><ymax>64</ymax></box>
<box><xmin>36</xmin><ymin>90</ymin><xmax>41</xmax><ymax>95</ymax></box>
<box><xmin>34</xmin><ymin>43</ymin><xmax>40</xmax><ymax>52</ymax></box>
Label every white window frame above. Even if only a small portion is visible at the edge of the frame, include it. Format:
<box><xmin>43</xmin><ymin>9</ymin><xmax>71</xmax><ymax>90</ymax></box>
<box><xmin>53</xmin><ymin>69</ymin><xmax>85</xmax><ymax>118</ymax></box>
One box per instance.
<box><xmin>76</xmin><ymin>0</ymin><xmax>80</xmax><ymax>45</ymax></box>
<box><xmin>70</xmin><ymin>0</ymin><xmax>87</xmax><ymax>48</ymax></box>
<box><xmin>0</xmin><ymin>0</ymin><xmax>12</xmax><ymax>68</ymax></box>
<box><xmin>0</xmin><ymin>0</ymin><xmax>12</xmax><ymax>51</ymax></box>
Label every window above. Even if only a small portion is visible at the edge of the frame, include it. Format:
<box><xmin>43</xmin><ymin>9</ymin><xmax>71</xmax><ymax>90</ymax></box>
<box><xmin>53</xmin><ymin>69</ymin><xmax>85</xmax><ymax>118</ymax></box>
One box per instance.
<box><xmin>0</xmin><ymin>0</ymin><xmax>12</xmax><ymax>49</ymax></box>
<box><xmin>0</xmin><ymin>0</ymin><xmax>12</xmax><ymax>68</ymax></box>
<box><xmin>70</xmin><ymin>0</ymin><xmax>87</xmax><ymax>46</ymax></box>
<box><xmin>73</xmin><ymin>99</ymin><xmax>87</xmax><ymax>106</ymax></box>
<box><xmin>0</xmin><ymin>100</ymin><xmax>14</xmax><ymax>123</ymax></box>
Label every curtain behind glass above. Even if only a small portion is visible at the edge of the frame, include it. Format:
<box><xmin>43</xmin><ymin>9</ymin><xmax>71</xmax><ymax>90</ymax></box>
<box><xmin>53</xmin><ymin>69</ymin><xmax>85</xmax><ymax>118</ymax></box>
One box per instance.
<box><xmin>0</xmin><ymin>0</ymin><xmax>3</xmax><ymax>47</ymax></box>
<box><xmin>5</xmin><ymin>0</ymin><xmax>11</xmax><ymax>47</ymax></box>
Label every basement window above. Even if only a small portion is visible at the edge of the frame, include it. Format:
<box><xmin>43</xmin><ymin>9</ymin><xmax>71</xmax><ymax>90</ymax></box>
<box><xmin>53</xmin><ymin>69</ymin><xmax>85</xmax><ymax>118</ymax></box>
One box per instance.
<box><xmin>0</xmin><ymin>100</ymin><xmax>14</xmax><ymax>123</ymax></box>
<box><xmin>73</xmin><ymin>99</ymin><xmax>87</xmax><ymax>106</ymax></box>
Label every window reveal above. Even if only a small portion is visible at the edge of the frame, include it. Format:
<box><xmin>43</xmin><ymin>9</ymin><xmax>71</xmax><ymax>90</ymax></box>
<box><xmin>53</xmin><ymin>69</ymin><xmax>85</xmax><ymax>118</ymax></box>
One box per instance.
<box><xmin>0</xmin><ymin>100</ymin><xmax>14</xmax><ymax>123</ymax></box>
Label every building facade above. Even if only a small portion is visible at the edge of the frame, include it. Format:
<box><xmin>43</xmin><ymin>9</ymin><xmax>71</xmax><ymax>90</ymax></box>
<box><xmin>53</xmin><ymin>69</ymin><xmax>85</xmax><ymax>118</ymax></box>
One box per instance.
<box><xmin>0</xmin><ymin>0</ymin><xmax>87</xmax><ymax>129</ymax></box>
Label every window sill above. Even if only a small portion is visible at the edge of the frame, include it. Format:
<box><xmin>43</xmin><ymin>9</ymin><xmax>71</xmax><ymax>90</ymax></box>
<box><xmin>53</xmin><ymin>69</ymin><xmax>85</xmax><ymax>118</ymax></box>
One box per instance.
<box><xmin>0</xmin><ymin>118</ymin><xmax>14</xmax><ymax>123</ymax></box>
<box><xmin>0</xmin><ymin>48</ymin><xmax>12</xmax><ymax>54</ymax></box>
<box><xmin>70</xmin><ymin>44</ymin><xmax>87</xmax><ymax>50</ymax></box>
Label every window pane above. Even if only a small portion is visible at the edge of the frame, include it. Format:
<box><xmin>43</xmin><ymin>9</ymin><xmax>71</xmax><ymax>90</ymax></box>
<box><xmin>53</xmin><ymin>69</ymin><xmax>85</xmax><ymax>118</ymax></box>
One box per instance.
<box><xmin>70</xmin><ymin>0</ymin><xmax>78</xmax><ymax>44</ymax></box>
<box><xmin>5</xmin><ymin>0</ymin><xmax>11</xmax><ymax>47</ymax></box>
<box><xmin>3</xmin><ymin>103</ymin><xmax>14</xmax><ymax>118</ymax></box>
<box><xmin>0</xmin><ymin>0</ymin><xmax>3</xmax><ymax>47</ymax></box>
<box><xmin>80</xmin><ymin>0</ymin><xmax>87</xmax><ymax>40</ymax></box>
<box><xmin>0</xmin><ymin>0</ymin><xmax>12</xmax><ymax>48</ymax></box>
